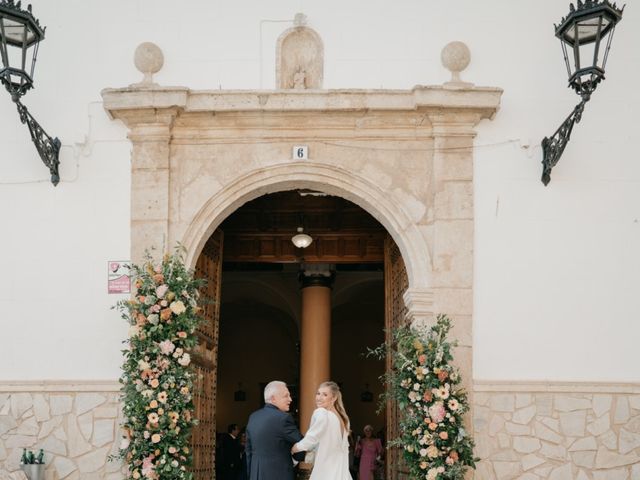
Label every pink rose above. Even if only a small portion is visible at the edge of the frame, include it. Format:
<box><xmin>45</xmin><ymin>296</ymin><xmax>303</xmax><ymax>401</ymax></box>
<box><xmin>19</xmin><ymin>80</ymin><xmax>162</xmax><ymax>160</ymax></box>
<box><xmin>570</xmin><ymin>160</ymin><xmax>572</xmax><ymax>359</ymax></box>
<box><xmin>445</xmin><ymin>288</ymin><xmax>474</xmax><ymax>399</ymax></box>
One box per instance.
<box><xmin>428</xmin><ymin>402</ymin><xmax>446</xmax><ymax>423</ymax></box>
<box><xmin>159</xmin><ymin>340</ymin><xmax>176</xmax><ymax>355</ymax></box>
<box><xmin>142</xmin><ymin>456</ymin><xmax>155</xmax><ymax>477</ymax></box>
<box><xmin>156</xmin><ymin>284</ymin><xmax>169</xmax><ymax>298</ymax></box>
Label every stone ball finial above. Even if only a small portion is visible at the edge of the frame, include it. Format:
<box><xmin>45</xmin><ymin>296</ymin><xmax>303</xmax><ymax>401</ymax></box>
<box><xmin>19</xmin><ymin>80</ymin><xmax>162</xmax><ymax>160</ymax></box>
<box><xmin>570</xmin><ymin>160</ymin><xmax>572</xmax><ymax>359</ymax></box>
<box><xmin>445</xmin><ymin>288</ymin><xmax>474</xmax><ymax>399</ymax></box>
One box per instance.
<box><xmin>441</xmin><ymin>41</ymin><xmax>471</xmax><ymax>85</ymax></box>
<box><xmin>133</xmin><ymin>42</ymin><xmax>164</xmax><ymax>86</ymax></box>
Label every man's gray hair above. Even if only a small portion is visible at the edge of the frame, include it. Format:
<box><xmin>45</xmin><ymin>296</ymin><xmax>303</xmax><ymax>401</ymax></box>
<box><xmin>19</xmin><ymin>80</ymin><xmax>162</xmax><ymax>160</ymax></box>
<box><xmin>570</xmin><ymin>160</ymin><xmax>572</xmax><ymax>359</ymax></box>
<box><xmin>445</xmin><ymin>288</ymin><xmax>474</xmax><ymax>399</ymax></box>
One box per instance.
<box><xmin>263</xmin><ymin>380</ymin><xmax>286</xmax><ymax>403</ymax></box>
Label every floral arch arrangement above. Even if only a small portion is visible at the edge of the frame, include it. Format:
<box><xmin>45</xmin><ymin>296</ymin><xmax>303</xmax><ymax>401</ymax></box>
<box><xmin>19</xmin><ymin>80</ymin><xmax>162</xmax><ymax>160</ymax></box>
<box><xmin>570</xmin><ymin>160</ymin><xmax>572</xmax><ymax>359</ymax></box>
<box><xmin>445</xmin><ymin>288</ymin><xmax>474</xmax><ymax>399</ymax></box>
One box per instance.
<box><xmin>113</xmin><ymin>248</ymin><xmax>205</xmax><ymax>480</ymax></box>
<box><xmin>373</xmin><ymin>314</ymin><xmax>478</xmax><ymax>480</ymax></box>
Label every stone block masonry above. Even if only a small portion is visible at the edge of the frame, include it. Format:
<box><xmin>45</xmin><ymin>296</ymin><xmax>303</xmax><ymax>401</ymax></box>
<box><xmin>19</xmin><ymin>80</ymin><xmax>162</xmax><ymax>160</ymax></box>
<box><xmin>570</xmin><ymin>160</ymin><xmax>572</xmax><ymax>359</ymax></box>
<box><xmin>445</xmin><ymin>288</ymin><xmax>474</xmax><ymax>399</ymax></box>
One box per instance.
<box><xmin>0</xmin><ymin>382</ymin><xmax>123</xmax><ymax>480</ymax></box>
<box><xmin>473</xmin><ymin>382</ymin><xmax>640</xmax><ymax>480</ymax></box>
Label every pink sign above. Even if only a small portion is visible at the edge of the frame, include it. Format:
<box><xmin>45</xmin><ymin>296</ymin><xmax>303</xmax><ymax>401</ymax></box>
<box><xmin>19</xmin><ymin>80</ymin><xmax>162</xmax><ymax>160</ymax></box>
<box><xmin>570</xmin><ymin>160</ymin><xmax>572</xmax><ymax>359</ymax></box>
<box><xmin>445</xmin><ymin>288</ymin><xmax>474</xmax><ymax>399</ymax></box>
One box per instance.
<box><xmin>108</xmin><ymin>261</ymin><xmax>131</xmax><ymax>294</ymax></box>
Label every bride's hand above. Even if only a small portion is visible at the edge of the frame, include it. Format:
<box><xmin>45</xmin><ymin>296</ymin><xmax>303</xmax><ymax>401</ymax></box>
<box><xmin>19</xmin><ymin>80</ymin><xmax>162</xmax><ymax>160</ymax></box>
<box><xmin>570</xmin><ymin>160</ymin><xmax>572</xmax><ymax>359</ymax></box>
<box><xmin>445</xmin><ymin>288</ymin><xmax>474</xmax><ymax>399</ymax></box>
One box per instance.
<box><xmin>291</xmin><ymin>444</ymin><xmax>300</xmax><ymax>453</ymax></box>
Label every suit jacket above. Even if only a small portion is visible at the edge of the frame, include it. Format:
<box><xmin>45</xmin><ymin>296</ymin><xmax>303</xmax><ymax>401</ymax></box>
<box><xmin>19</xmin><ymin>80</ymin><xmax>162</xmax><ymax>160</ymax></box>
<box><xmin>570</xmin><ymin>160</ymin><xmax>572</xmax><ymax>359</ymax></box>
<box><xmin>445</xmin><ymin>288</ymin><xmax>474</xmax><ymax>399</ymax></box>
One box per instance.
<box><xmin>219</xmin><ymin>433</ymin><xmax>242</xmax><ymax>479</ymax></box>
<box><xmin>246</xmin><ymin>404</ymin><xmax>303</xmax><ymax>480</ymax></box>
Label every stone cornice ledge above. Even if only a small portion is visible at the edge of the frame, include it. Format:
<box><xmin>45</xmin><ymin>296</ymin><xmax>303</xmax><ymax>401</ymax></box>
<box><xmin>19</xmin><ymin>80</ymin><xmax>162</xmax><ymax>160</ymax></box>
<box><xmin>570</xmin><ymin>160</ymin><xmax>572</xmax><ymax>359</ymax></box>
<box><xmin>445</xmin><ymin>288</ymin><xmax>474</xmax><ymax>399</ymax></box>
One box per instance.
<box><xmin>474</xmin><ymin>380</ymin><xmax>640</xmax><ymax>394</ymax></box>
<box><xmin>0</xmin><ymin>380</ymin><xmax>120</xmax><ymax>392</ymax></box>
<box><xmin>101</xmin><ymin>85</ymin><xmax>502</xmax><ymax>124</ymax></box>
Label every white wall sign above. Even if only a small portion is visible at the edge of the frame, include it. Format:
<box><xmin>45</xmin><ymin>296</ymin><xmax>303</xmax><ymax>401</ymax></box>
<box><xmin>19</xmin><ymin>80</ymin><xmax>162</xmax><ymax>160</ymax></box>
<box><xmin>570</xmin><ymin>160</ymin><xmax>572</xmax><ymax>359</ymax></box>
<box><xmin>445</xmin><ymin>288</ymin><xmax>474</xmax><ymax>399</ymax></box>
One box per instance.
<box><xmin>293</xmin><ymin>145</ymin><xmax>308</xmax><ymax>160</ymax></box>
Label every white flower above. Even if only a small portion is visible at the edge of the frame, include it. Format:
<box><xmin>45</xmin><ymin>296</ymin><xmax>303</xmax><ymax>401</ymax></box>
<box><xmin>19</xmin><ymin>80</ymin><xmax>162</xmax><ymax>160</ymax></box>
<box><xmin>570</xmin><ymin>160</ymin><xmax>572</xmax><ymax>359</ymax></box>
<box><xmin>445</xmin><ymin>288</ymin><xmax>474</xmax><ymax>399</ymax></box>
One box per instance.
<box><xmin>419</xmin><ymin>448</ymin><xmax>428</xmax><ymax>457</ymax></box>
<box><xmin>129</xmin><ymin>326</ymin><xmax>140</xmax><ymax>338</ymax></box>
<box><xmin>178</xmin><ymin>353</ymin><xmax>191</xmax><ymax>366</ymax></box>
<box><xmin>138</xmin><ymin>360</ymin><xmax>150</xmax><ymax>371</ymax></box>
<box><xmin>120</xmin><ymin>438</ymin><xmax>130</xmax><ymax>449</ymax></box>
<box><xmin>413</xmin><ymin>383</ymin><xmax>420</xmax><ymax>391</ymax></box>
<box><xmin>170</xmin><ymin>301</ymin><xmax>186</xmax><ymax>315</ymax></box>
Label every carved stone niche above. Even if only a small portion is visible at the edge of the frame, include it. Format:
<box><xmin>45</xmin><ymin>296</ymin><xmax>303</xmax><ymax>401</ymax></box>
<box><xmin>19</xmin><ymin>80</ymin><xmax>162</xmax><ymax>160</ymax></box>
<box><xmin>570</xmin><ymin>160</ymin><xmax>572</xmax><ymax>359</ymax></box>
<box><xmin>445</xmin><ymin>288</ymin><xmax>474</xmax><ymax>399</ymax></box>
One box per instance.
<box><xmin>276</xmin><ymin>25</ymin><xmax>324</xmax><ymax>89</ymax></box>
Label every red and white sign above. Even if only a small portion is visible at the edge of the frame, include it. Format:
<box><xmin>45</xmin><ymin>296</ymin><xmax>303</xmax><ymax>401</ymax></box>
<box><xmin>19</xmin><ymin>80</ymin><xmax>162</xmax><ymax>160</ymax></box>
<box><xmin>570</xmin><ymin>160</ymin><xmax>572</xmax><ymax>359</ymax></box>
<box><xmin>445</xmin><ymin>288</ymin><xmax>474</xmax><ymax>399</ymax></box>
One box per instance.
<box><xmin>108</xmin><ymin>261</ymin><xmax>131</xmax><ymax>294</ymax></box>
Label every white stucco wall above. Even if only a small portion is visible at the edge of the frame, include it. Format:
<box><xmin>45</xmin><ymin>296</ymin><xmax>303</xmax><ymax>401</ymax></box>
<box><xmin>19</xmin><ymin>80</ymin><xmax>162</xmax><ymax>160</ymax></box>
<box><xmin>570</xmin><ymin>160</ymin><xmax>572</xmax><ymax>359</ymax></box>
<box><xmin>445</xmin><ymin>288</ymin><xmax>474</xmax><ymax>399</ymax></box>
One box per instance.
<box><xmin>0</xmin><ymin>0</ymin><xmax>638</xmax><ymax>381</ymax></box>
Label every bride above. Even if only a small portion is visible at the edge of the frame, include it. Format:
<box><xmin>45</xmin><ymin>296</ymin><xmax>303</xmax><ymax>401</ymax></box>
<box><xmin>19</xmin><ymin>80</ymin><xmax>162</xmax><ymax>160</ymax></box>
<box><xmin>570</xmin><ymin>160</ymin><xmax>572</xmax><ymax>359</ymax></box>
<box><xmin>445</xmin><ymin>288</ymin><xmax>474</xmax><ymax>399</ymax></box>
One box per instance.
<box><xmin>292</xmin><ymin>381</ymin><xmax>353</xmax><ymax>480</ymax></box>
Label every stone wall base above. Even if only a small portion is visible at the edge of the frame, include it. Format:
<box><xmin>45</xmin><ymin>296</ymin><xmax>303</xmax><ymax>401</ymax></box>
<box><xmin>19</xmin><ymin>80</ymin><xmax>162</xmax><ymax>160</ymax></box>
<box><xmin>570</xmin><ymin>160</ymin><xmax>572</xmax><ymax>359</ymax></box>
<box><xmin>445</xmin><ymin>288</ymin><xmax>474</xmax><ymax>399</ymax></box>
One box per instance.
<box><xmin>0</xmin><ymin>382</ymin><xmax>123</xmax><ymax>480</ymax></box>
<box><xmin>3</xmin><ymin>381</ymin><xmax>639</xmax><ymax>479</ymax></box>
<box><xmin>473</xmin><ymin>382</ymin><xmax>640</xmax><ymax>480</ymax></box>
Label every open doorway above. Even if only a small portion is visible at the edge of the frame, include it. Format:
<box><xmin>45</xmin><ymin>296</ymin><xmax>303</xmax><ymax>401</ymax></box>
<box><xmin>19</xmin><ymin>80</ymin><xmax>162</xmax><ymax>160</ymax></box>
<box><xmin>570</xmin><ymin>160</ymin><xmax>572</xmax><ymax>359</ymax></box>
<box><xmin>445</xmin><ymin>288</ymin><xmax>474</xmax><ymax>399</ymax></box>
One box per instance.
<box><xmin>192</xmin><ymin>190</ymin><xmax>408</xmax><ymax>479</ymax></box>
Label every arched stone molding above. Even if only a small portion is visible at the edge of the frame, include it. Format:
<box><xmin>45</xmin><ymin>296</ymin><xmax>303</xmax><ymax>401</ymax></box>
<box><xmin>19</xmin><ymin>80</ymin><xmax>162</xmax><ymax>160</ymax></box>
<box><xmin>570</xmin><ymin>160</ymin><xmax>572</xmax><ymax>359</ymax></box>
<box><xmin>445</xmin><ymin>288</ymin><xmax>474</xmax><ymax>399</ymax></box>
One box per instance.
<box><xmin>181</xmin><ymin>162</ymin><xmax>432</xmax><ymax>294</ymax></box>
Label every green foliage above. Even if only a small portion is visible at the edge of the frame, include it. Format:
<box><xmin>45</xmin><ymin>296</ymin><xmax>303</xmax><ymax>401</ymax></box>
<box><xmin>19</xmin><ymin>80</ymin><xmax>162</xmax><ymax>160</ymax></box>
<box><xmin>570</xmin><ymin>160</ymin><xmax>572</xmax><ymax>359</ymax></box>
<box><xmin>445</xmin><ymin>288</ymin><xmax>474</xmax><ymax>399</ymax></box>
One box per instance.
<box><xmin>370</xmin><ymin>314</ymin><xmax>478</xmax><ymax>480</ymax></box>
<box><xmin>113</xmin><ymin>247</ymin><xmax>205</xmax><ymax>480</ymax></box>
<box><xmin>20</xmin><ymin>449</ymin><xmax>44</xmax><ymax>465</ymax></box>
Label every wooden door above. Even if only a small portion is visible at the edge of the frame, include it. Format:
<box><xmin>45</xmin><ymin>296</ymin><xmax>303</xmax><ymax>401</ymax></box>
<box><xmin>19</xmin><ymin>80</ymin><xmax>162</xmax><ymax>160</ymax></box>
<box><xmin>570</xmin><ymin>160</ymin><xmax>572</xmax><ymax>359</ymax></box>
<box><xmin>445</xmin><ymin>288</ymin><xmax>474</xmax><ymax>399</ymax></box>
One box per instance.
<box><xmin>191</xmin><ymin>230</ymin><xmax>224</xmax><ymax>480</ymax></box>
<box><xmin>384</xmin><ymin>234</ymin><xmax>409</xmax><ymax>480</ymax></box>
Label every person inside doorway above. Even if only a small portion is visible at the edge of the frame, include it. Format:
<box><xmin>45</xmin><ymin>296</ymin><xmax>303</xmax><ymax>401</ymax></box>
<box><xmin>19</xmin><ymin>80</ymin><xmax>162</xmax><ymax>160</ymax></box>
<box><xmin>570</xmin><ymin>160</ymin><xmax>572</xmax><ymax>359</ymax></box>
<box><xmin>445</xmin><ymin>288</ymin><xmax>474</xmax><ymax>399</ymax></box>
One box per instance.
<box><xmin>219</xmin><ymin>423</ymin><xmax>242</xmax><ymax>480</ymax></box>
<box><xmin>354</xmin><ymin>424</ymin><xmax>383</xmax><ymax>480</ymax></box>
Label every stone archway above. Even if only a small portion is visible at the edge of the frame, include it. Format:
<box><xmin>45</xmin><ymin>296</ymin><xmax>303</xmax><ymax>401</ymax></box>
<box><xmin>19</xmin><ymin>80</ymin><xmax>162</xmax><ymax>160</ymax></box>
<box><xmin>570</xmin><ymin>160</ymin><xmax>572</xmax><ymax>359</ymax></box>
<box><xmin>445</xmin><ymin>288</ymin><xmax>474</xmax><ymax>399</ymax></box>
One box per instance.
<box><xmin>103</xmin><ymin>79</ymin><xmax>501</xmax><ymax>477</ymax></box>
<box><xmin>181</xmin><ymin>162</ymin><xmax>431</xmax><ymax>298</ymax></box>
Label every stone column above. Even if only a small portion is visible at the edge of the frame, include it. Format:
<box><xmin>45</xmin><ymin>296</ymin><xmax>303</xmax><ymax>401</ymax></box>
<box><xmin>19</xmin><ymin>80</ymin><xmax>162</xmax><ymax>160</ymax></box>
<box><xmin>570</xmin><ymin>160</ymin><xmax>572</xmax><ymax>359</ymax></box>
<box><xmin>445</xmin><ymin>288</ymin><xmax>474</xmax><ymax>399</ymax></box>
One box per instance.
<box><xmin>128</xmin><ymin>110</ymin><xmax>178</xmax><ymax>264</ymax></box>
<box><xmin>427</xmin><ymin>111</ymin><xmax>482</xmax><ymax>409</ymax></box>
<box><xmin>299</xmin><ymin>265</ymin><xmax>334</xmax><ymax>433</ymax></box>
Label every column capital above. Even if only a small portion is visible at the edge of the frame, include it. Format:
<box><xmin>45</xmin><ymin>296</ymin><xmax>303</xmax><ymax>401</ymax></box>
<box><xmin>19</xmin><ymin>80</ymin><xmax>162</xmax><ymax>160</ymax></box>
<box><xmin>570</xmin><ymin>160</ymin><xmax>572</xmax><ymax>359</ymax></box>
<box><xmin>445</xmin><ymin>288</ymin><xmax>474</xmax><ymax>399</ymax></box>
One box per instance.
<box><xmin>299</xmin><ymin>265</ymin><xmax>335</xmax><ymax>289</ymax></box>
<box><xmin>403</xmin><ymin>287</ymin><xmax>435</xmax><ymax>326</ymax></box>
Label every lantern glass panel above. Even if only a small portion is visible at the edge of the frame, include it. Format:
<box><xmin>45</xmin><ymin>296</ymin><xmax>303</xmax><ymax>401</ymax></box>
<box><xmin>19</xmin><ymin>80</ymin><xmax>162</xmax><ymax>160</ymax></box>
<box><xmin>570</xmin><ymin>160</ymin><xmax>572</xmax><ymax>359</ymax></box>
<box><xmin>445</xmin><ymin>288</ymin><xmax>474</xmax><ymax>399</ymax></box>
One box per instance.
<box><xmin>1</xmin><ymin>17</ymin><xmax>37</xmax><ymax>45</ymax></box>
<box><xmin>563</xmin><ymin>16</ymin><xmax>612</xmax><ymax>45</ymax></box>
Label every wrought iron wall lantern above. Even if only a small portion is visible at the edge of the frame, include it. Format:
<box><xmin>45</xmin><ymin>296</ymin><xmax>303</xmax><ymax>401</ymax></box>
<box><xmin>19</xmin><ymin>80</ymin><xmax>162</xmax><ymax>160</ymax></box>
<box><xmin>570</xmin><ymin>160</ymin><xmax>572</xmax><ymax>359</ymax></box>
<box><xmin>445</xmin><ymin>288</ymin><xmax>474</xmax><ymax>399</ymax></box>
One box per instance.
<box><xmin>541</xmin><ymin>0</ymin><xmax>624</xmax><ymax>186</ymax></box>
<box><xmin>0</xmin><ymin>0</ymin><xmax>60</xmax><ymax>185</ymax></box>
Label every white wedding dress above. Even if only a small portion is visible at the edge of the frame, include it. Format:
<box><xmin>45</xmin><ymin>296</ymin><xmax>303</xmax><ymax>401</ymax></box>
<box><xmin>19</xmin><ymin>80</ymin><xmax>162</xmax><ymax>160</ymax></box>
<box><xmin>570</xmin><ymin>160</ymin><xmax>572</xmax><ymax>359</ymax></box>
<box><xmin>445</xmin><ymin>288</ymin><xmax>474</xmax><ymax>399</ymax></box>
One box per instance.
<box><xmin>296</xmin><ymin>407</ymin><xmax>353</xmax><ymax>480</ymax></box>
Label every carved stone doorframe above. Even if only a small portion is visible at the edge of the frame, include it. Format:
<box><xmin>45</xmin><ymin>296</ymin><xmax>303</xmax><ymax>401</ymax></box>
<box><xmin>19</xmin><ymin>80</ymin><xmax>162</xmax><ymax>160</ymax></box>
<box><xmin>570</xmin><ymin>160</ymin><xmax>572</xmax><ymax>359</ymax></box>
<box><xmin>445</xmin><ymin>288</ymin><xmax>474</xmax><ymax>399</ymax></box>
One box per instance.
<box><xmin>102</xmin><ymin>81</ymin><xmax>502</xmax><ymax>437</ymax></box>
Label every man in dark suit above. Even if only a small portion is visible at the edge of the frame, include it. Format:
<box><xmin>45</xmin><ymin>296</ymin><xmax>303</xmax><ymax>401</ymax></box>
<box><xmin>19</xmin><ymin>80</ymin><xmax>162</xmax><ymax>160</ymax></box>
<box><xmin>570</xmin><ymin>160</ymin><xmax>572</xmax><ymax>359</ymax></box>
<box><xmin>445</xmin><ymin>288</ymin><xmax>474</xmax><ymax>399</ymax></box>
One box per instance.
<box><xmin>246</xmin><ymin>381</ymin><xmax>304</xmax><ymax>480</ymax></box>
<box><xmin>219</xmin><ymin>423</ymin><xmax>242</xmax><ymax>480</ymax></box>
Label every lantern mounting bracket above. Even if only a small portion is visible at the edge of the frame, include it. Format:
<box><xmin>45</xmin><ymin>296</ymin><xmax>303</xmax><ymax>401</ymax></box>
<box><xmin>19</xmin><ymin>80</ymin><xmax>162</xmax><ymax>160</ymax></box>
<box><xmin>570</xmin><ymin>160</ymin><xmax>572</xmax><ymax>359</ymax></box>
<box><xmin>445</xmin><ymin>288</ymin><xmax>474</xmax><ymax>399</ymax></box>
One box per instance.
<box><xmin>0</xmin><ymin>0</ymin><xmax>60</xmax><ymax>186</ymax></box>
<box><xmin>541</xmin><ymin>98</ymin><xmax>587</xmax><ymax>186</ymax></box>
<box><xmin>12</xmin><ymin>96</ymin><xmax>61</xmax><ymax>185</ymax></box>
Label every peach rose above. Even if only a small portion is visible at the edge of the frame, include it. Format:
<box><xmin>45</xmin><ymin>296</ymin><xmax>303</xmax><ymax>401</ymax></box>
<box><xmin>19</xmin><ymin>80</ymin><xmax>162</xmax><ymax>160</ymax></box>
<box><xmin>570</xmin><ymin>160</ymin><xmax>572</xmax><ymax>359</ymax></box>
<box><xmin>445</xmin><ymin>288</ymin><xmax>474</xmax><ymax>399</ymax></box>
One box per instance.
<box><xmin>151</xmin><ymin>433</ymin><xmax>161</xmax><ymax>443</ymax></box>
<box><xmin>439</xmin><ymin>431</ymin><xmax>448</xmax><ymax>440</ymax></box>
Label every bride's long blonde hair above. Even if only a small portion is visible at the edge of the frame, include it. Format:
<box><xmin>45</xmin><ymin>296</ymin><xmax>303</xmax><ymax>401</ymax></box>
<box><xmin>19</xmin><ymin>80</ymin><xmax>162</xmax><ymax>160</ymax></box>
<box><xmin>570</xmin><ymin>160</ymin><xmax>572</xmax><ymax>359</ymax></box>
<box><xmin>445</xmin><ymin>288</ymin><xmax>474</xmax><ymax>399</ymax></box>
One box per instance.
<box><xmin>320</xmin><ymin>381</ymin><xmax>350</xmax><ymax>430</ymax></box>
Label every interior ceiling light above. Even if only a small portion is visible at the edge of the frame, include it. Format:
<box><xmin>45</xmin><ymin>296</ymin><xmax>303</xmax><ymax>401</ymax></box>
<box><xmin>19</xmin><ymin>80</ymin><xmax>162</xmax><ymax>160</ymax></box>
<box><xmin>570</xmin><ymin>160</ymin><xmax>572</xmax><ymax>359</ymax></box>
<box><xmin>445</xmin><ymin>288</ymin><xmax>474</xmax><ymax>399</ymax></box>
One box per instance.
<box><xmin>291</xmin><ymin>227</ymin><xmax>313</xmax><ymax>249</ymax></box>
